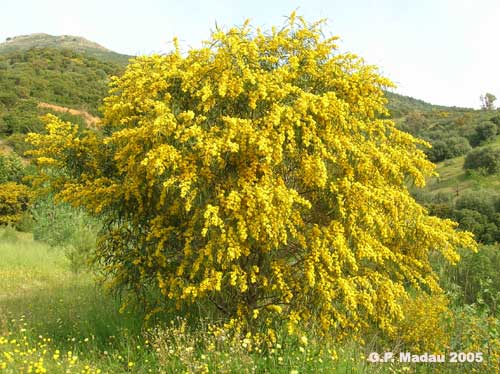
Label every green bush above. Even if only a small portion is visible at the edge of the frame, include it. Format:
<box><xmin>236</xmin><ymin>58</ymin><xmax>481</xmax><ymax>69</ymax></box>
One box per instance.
<box><xmin>490</xmin><ymin>114</ymin><xmax>500</xmax><ymax>133</ymax></box>
<box><xmin>455</xmin><ymin>190</ymin><xmax>497</xmax><ymax>218</ymax></box>
<box><xmin>426</xmin><ymin>136</ymin><xmax>471</xmax><ymax>162</ymax></box>
<box><xmin>445</xmin><ymin>245</ymin><xmax>500</xmax><ymax>307</ymax></box>
<box><xmin>469</xmin><ymin>121</ymin><xmax>497</xmax><ymax>147</ymax></box>
<box><xmin>31</xmin><ymin>195</ymin><xmax>100</xmax><ymax>273</ymax></box>
<box><xmin>463</xmin><ymin>146</ymin><xmax>500</xmax><ymax>175</ymax></box>
<box><xmin>0</xmin><ymin>151</ymin><xmax>25</xmax><ymax>183</ymax></box>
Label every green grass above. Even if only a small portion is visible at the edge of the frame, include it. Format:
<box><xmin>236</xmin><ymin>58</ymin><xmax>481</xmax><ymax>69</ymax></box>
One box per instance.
<box><xmin>424</xmin><ymin>135</ymin><xmax>500</xmax><ymax>196</ymax></box>
<box><xmin>0</xmin><ymin>227</ymin><xmax>156</xmax><ymax>373</ymax></box>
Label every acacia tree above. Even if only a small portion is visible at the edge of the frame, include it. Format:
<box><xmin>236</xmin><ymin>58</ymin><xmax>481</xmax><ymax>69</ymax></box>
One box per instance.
<box><xmin>27</xmin><ymin>16</ymin><xmax>475</xmax><ymax>338</ymax></box>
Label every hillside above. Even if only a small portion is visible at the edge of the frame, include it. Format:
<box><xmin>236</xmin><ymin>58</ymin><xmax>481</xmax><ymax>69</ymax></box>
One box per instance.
<box><xmin>0</xmin><ymin>47</ymin><xmax>124</xmax><ymax>153</ymax></box>
<box><xmin>389</xmin><ymin>93</ymin><xmax>500</xmax><ymax>163</ymax></box>
<box><xmin>410</xmin><ymin>133</ymin><xmax>500</xmax><ymax>245</ymax></box>
<box><xmin>425</xmin><ymin>135</ymin><xmax>500</xmax><ymax>195</ymax></box>
<box><xmin>384</xmin><ymin>91</ymin><xmax>452</xmax><ymax>117</ymax></box>
<box><xmin>0</xmin><ymin>33</ymin><xmax>131</xmax><ymax>66</ymax></box>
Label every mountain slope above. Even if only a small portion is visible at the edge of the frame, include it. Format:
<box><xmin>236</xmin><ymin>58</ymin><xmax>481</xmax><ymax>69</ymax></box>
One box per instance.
<box><xmin>0</xmin><ymin>47</ymin><xmax>125</xmax><ymax>153</ymax></box>
<box><xmin>0</xmin><ymin>33</ymin><xmax>131</xmax><ymax>66</ymax></box>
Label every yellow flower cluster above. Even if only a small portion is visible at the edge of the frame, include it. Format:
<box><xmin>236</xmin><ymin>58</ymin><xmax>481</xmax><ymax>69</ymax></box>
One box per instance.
<box><xmin>390</xmin><ymin>293</ymin><xmax>452</xmax><ymax>353</ymax></box>
<box><xmin>0</xmin><ymin>331</ymin><xmax>101</xmax><ymax>374</ymax></box>
<box><xmin>27</xmin><ymin>13</ymin><xmax>476</xmax><ymax>339</ymax></box>
<box><xmin>0</xmin><ymin>181</ymin><xmax>30</xmax><ymax>225</ymax></box>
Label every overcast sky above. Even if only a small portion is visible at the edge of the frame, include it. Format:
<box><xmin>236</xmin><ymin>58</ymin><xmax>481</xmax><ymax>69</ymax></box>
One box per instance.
<box><xmin>1</xmin><ymin>0</ymin><xmax>499</xmax><ymax>109</ymax></box>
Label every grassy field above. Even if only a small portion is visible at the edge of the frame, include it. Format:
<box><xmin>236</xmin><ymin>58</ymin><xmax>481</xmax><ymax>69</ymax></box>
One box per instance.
<box><xmin>425</xmin><ymin>134</ymin><xmax>500</xmax><ymax>196</ymax></box>
<box><xmin>0</xmin><ymin>227</ymin><xmax>156</xmax><ymax>373</ymax></box>
<box><xmin>0</xmin><ymin>227</ymin><xmax>496</xmax><ymax>373</ymax></box>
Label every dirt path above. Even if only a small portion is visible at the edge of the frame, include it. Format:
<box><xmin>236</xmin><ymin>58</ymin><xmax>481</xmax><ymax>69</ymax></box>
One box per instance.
<box><xmin>37</xmin><ymin>102</ymin><xmax>100</xmax><ymax>128</ymax></box>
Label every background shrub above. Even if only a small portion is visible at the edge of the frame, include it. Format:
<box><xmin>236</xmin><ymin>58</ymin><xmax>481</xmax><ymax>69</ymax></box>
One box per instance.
<box><xmin>468</xmin><ymin>121</ymin><xmax>497</xmax><ymax>147</ymax></box>
<box><xmin>463</xmin><ymin>146</ymin><xmax>500</xmax><ymax>175</ymax></box>
<box><xmin>0</xmin><ymin>181</ymin><xmax>30</xmax><ymax>225</ymax></box>
<box><xmin>0</xmin><ymin>151</ymin><xmax>26</xmax><ymax>183</ymax></box>
<box><xmin>31</xmin><ymin>195</ymin><xmax>99</xmax><ymax>273</ymax></box>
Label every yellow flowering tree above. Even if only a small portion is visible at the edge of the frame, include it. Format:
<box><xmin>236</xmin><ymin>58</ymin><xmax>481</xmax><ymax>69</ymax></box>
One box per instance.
<box><xmin>27</xmin><ymin>15</ymin><xmax>475</xmax><ymax>338</ymax></box>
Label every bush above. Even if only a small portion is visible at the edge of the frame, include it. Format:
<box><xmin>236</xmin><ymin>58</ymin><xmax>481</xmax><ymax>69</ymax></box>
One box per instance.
<box><xmin>426</xmin><ymin>137</ymin><xmax>471</xmax><ymax>162</ymax></box>
<box><xmin>31</xmin><ymin>195</ymin><xmax>99</xmax><ymax>273</ymax></box>
<box><xmin>453</xmin><ymin>209</ymin><xmax>497</xmax><ymax>243</ymax></box>
<box><xmin>449</xmin><ymin>245</ymin><xmax>500</xmax><ymax>306</ymax></box>
<box><xmin>469</xmin><ymin>121</ymin><xmax>497</xmax><ymax>147</ymax></box>
<box><xmin>27</xmin><ymin>15</ymin><xmax>475</xmax><ymax>339</ymax></box>
<box><xmin>6</xmin><ymin>133</ymin><xmax>33</xmax><ymax>156</ymax></box>
<box><xmin>0</xmin><ymin>182</ymin><xmax>30</xmax><ymax>225</ymax></box>
<box><xmin>490</xmin><ymin>115</ymin><xmax>500</xmax><ymax>133</ymax></box>
<box><xmin>463</xmin><ymin>146</ymin><xmax>500</xmax><ymax>175</ymax></box>
<box><xmin>450</xmin><ymin>306</ymin><xmax>500</xmax><ymax>372</ymax></box>
<box><xmin>0</xmin><ymin>151</ymin><xmax>26</xmax><ymax>183</ymax></box>
<box><xmin>390</xmin><ymin>293</ymin><xmax>452</xmax><ymax>353</ymax></box>
<box><xmin>455</xmin><ymin>190</ymin><xmax>497</xmax><ymax>218</ymax></box>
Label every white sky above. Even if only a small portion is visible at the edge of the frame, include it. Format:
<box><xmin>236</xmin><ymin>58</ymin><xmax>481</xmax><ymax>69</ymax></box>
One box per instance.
<box><xmin>1</xmin><ymin>0</ymin><xmax>499</xmax><ymax>109</ymax></box>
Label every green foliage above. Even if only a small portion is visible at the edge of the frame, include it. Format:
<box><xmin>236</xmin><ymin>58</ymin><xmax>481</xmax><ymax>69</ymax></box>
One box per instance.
<box><xmin>490</xmin><ymin>114</ymin><xmax>500</xmax><ymax>131</ymax></box>
<box><xmin>384</xmin><ymin>92</ymin><xmax>447</xmax><ymax>118</ymax></box>
<box><xmin>452</xmin><ymin>190</ymin><xmax>500</xmax><ymax>243</ymax></box>
<box><xmin>449</xmin><ymin>245</ymin><xmax>500</xmax><ymax>307</ymax></box>
<box><xmin>453</xmin><ymin>209</ymin><xmax>498</xmax><ymax>243</ymax></box>
<box><xmin>469</xmin><ymin>121</ymin><xmax>497</xmax><ymax>147</ymax></box>
<box><xmin>419</xmin><ymin>189</ymin><xmax>500</xmax><ymax>245</ymax></box>
<box><xmin>426</xmin><ymin>136</ymin><xmax>471</xmax><ymax>162</ymax></box>
<box><xmin>6</xmin><ymin>133</ymin><xmax>32</xmax><ymax>155</ymax></box>
<box><xmin>455</xmin><ymin>190</ymin><xmax>497</xmax><ymax>218</ymax></box>
<box><xmin>463</xmin><ymin>146</ymin><xmax>500</xmax><ymax>175</ymax></box>
<box><xmin>392</xmin><ymin>98</ymin><xmax>500</xmax><ymax>162</ymax></box>
<box><xmin>31</xmin><ymin>195</ymin><xmax>99</xmax><ymax>273</ymax></box>
<box><xmin>0</xmin><ymin>151</ymin><xmax>25</xmax><ymax>183</ymax></box>
<box><xmin>0</xmin><ymin>47</ymin><xmax>123</xmax><ymax>143</ymax></box>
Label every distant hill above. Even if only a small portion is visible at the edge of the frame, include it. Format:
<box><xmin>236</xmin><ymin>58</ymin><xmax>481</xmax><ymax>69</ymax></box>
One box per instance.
<box><xmin>0</xmin><ymin>33</ymin><xmax>131</xmax><ymax>66</ymax></box>
<box><xmin>384</xmin><ymin>91</ymin><xmax>500</xmax><ymax>163</ymax></box>
<box><xmin>0</xmin><ymin>47</ymin><xmax>125</xmax><ymax>154</ymax></box>
<box><xmin>384</xmin><ymin>91</ymin><xmax>459</xmax><ymax>118</ymax></box>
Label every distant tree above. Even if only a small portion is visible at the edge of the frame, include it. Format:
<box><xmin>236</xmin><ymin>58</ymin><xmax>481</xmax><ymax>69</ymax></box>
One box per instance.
<box><xmin>426</xmin><ymin>140</ymin><xmax>448</xmax><ymax>162</ymax></box>
<box><xmin>463</xmin><ymin>146</ymin><xmax>500</xmax><ymax>175</ymax></box>
<box><xmin>469</xmin><ymin>121</ymin><xmax>497</xmax><ymax>147</ymax></box>
<box><xmin>426</xmin><ymin>136</ymin><xmax>471</xmax><ymax>162</ymax></box>
<box><xmin>455</xmin><ymin>190</ymin><xmax>498</xmax><ymax>218</ymax></box>
<box><xmin>480</xmin><ymin>93</ymin><xmax>497</xmax><ymax>110</ymax></box>
<box><xmin>490</xmin><ymin>115</ymin><xmax>500</xmax><ymax>134</ymax></box>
